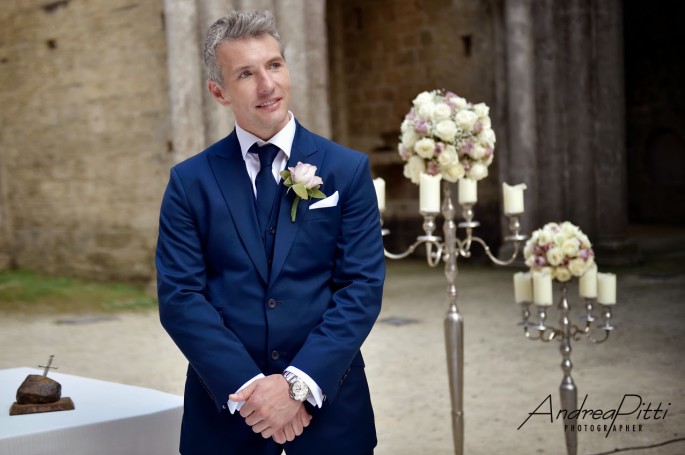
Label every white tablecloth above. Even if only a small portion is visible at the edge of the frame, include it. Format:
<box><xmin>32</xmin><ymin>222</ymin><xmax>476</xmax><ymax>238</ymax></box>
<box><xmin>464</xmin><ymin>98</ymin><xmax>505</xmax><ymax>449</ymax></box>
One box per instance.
<box><xmin>0</xmin><ymin>368</ymin><xmax>183</xmax><ymax>455</ymax></box>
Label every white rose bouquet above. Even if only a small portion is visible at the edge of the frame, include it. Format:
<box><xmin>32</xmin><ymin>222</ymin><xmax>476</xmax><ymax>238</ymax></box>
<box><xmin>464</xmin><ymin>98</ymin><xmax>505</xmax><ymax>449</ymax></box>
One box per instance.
<box><xmin>398</xmin><ymin>89</ymin><xmax>496</xmax><ymax>184</ymax></box>
<box><xmin>523</xmin><ymin>221</ymin><xmax>595</xmax><ymax>282</ymax></box>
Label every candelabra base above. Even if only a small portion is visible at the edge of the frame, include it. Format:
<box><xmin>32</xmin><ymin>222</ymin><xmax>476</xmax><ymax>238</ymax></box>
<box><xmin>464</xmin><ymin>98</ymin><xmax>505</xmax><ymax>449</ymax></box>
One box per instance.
<box><xmin>519</xmin><ymin>283</ymin><xmax>616</xmax><ymax>455</ymax></box>
<box><xmin>383</xmin><ymin>181</ymin><xmax>528</xmax><ymax>455</ymax></box>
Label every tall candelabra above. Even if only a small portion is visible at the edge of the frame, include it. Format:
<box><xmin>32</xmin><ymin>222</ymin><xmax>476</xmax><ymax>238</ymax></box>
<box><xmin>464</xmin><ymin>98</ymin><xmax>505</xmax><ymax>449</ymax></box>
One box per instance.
<box><xmin>518</xmin><ymin>285</ymin><xmax>616</xmax><ymax>455</ymax></box>
<box><xmin>382</xmin><ymin>181</ymin><xmax>527</xmax><ymax>455</ymax></box>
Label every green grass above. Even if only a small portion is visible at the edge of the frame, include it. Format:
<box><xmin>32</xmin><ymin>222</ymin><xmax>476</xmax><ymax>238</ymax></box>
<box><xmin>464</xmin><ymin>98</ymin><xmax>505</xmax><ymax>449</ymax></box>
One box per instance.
<box><xmin>0</xmin><ymin>269</ymin><xmax>156</xmax><ymax>315</ymax></box>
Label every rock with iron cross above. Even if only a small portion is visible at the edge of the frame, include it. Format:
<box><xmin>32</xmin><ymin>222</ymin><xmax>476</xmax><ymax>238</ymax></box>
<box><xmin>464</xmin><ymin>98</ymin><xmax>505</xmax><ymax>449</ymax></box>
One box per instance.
<box><xmin>15</xmin><ymin>355</ymin><xmax>62</xmax><ymax>404</ymax></box>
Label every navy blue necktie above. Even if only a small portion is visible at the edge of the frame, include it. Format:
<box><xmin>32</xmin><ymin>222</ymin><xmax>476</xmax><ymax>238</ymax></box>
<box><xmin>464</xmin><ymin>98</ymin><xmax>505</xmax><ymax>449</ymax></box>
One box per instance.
<box><xmin>249</xmin><ymin>143</ymin><xmax>280</xmax><ymax>234</ymax></box>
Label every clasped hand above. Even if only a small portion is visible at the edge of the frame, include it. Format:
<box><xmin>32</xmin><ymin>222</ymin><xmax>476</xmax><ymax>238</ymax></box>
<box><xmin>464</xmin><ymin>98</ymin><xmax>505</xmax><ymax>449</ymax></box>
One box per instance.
<box><xmin>229</xmin><ymin>374</ymin><xmax>312</xmax><ymax>444</ymax></box>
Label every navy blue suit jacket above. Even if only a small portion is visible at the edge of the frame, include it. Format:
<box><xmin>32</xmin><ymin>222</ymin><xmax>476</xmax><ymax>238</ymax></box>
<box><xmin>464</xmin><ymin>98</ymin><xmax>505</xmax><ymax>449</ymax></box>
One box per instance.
<box><xmin>156</xmin><ymin>123</ymin><xmax>385</xmax><ymax>455</ymax></box>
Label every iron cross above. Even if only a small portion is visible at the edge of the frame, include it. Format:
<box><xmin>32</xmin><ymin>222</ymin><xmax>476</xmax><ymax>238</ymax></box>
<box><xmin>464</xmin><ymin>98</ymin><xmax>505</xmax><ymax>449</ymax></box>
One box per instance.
<box><xmin>38</xmin><ymin>355</ymin><xmax>58</xmax><ymax>377</ymax></box>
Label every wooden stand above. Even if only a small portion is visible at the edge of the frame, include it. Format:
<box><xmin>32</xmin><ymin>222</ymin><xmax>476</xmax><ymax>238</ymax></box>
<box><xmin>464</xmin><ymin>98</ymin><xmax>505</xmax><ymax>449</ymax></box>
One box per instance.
<box><xmin>10</xmin><ymin>397</ymin><xmax>75</xmax><ymax>416</ymax></box>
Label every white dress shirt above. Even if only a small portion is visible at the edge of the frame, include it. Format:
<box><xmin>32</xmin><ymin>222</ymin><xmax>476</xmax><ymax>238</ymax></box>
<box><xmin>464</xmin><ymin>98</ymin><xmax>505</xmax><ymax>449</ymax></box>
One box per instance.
<box><xmin>227</xmin><ymin>113</ymin><xmax>324</xmax><ymax>413</ymax></box>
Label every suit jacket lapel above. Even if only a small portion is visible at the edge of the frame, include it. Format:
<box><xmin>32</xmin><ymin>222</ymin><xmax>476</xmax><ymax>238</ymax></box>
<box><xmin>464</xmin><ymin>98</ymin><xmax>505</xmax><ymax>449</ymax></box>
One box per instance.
<box><xmin>270</xmin><ymin>124</ymin><xmax>323</xmax><ymax>286</ymax></box>
<box><xmin>207</xmin><ymin>132</ymin><xmax>269</xmax><ymax>284</ymax></box>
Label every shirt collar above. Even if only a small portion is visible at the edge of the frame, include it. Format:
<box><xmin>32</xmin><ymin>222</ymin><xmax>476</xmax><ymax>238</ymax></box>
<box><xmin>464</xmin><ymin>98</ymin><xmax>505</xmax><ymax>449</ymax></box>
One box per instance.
<box><xmin>236</xmin><ymin>112</ymin><xmax>295</xmax><ymax>160</ymax></box>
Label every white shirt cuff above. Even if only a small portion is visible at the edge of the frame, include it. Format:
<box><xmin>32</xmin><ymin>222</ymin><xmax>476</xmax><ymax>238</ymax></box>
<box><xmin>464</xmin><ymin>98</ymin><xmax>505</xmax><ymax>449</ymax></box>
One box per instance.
<box><xmin>227</xmin><ymin>373</ymin><xmax>265</xmax><ymax>414</ymax></box>
<box><xmin>285</xmin><ymin>366</ymin><xmax>324</xmax><ymax>408</ymax></box>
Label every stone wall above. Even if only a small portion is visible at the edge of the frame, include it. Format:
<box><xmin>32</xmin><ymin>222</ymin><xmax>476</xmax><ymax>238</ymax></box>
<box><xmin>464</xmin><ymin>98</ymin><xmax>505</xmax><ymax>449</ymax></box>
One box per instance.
<box><xmin>0</xmin><ymin>0</ymin><xmax>667</xmax><ymax>281</ymax></box>
<box><xmin>329</xmin><ymin>0</ymin><xmax>496</xmax><ymax>152</ymax></box>
<box><xmin>0</xmin><ymin>0</ymin><xmax>171</xmax><ymax>281</ymax></box>
<box><xmin>328</xmin><ymin>0</ymin><xmax>501</xmax><ymax>249</ymax></box>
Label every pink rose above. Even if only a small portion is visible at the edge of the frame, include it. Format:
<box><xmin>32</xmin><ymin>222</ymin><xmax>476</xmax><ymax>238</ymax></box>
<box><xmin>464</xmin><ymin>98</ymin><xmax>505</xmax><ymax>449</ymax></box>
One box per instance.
<box><xmin>289</xmin><ymin>162</ymin><xmax>323</xmax><ymax>189</ymax></box>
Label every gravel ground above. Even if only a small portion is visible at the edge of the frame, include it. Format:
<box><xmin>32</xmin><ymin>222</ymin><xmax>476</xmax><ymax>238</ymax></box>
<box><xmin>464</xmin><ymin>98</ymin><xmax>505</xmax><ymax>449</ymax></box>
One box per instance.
<box><xmin>2</xmin><ymin>259</ymin><xmax>684</xmax><ymax>455</ymax></box>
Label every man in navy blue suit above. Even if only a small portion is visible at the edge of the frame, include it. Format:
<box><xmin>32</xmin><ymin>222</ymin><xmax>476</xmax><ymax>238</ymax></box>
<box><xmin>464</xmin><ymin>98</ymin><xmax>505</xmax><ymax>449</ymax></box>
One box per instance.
<box><xmin>156</xmin><ymin>10</ymin><xmax>385</xmax><ymax>455</ymax></box>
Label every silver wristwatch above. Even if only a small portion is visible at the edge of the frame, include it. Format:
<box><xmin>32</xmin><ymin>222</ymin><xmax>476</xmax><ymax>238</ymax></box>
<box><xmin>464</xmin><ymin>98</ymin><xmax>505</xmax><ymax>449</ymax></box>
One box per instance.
<box><xmin>283</xmin><ymin>371</ymin><xmax>310</xmax><ymax>402</ymax></box>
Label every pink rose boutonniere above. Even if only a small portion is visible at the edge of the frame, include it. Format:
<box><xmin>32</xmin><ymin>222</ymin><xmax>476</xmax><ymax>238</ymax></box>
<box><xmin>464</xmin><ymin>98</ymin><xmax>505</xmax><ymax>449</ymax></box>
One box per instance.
<box><xmin>280</xmin><ymin>162</ymin><xmax>326</xmax><ymax>222</ymax></box>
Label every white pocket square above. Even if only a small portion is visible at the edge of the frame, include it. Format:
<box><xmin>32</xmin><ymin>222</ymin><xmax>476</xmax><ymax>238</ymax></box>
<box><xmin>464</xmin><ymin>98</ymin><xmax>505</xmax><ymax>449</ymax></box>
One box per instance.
<box><xmin>309</xmin><ymin>191</ymin><xmax>339</xmax><ymax>210</ymax></box>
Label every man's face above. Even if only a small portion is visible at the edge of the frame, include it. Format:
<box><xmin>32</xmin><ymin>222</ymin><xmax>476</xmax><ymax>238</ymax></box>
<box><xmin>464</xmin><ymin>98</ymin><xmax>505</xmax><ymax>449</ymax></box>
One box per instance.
<box><xmin>209</xmin><ymin>35</ymin><xmax>291</xmax><ymax>140</ymax></box>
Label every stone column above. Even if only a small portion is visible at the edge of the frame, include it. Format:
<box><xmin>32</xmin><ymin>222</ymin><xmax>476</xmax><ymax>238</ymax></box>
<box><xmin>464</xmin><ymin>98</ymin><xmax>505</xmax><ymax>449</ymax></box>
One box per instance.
<box><xmin>502</xmin><ymin>0</ymin><xmax>538</xmax><ymax>233</ymax></box>
<box><xmin>326</xmin><ymin>0</ymin><xmax>349</xmax><ymax>145</ymax></box>
<box><xmin>591</xmin><ymin>0</ymin><xmax>637</xmax><ymax>264</ymax></box>
<box><xmin>274</xmin><ymin>0</ymin><xmax>331</xmax><ymax>137</ymax></box>
<box><xmin>533</xmin><ymin>0</ymin><xmax>565</xmax><ymax>222</ymax></box>
<box><xmin>559</xmin><ymin>0</ymin><xmax>596</xmax><ymax>237</ymax></box>
<box><xmin>164</xmin><ymin>0</ymin><xmax>206</xmax><ymax>162</ymax></box>
<box><xmin>198</xmin><ymin>0</ymin><xmax>238</xmax><ymax>144</ymax></box>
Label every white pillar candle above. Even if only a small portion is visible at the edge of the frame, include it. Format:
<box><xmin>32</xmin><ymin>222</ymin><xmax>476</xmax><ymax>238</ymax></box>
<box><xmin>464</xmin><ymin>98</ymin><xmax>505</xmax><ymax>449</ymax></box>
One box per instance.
<box><xmin>579</xmin><ymin>263</ymin><xmax>598</xmax><ymax>298</ymax></box>
<box><xmin>513</xmin><ymin>271</ymin><xmax>533</xmax><ymax>303</ymax></box>
<box><xmin>597</xmin><ymin>272</ymin><xmax>617</xmax><ymax>305</ymax></box>
<box><xmin>502</xmin><ymin>182</ymin><xmax>527</xmax><ymax>215</ymax></box>
<box><xmin>373</xmin><ymin>177</ymin><xmax>386</xmax><ymax>211</ymax></box>
<box><xmin>419</xmin><ymin>173</ymin><xmax>442</xmax><ymax>213</ymax></box>
<box><xmin>458</xmin><ymin>178</ymin><xmax>477</xmax><ymax>204</ymax></box>
<box><xmin>532</xmin><ymin>270</ymin><xmax>553</xmax><ymax>306</ymax></box>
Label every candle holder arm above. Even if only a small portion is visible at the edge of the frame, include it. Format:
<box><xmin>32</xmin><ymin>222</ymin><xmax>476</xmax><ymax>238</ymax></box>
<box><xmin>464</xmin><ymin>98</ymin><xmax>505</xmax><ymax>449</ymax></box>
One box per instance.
<box><xmin>383</xmin><ymin>236</ymin><xmax>443</xmax><ymax>263</ymax></box>
<box><xmin>383</xmin><ymin>212</ymin><xmax>444</xmax><ymax>266</ymax></box>
<box><xmin>467</xmin><ymin>236</ymin><xmax>524</xmax><ymax>266</ymax></box>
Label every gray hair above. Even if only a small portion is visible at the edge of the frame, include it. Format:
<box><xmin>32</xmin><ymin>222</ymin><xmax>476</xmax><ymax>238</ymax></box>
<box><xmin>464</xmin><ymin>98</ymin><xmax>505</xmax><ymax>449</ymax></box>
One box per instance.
<box><xmin>203</xmin><ymin>10</ymin><xmax>284</xmax><ymax>85</ymax></box>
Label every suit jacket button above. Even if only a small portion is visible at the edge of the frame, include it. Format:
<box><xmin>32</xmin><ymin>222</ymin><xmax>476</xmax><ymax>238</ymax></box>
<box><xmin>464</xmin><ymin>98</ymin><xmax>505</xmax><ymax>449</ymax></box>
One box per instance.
<box><xmin>270</xmin><ymin>226</ymin><xmax>276</xmax><ymax>235</ymax></box>
<box><xmin>271</xmin><ymin>350</ymin><xmax>280</xmax><ymax>360</ymax></box>
<box><xmin>268</xmin><ymin>299</ymin><xmax>277</xmax><ymax>309</ymax></box>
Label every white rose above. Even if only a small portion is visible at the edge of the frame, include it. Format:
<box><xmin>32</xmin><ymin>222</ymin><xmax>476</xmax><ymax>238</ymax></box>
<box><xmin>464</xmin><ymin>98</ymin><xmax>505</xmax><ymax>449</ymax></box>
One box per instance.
<box><xmin>484</xmin><ymin>154</ymin><xmax>494</xmax><ymax>166</ymax></box>
<box><xmin>434</xmin><ymin>103</ymin><xmax>452</xmax><ymax>120</ymax></box>
<box><xmin>455</xmin><ymin>110</ymin><xmax>478</xmax><ymax>130</ymax></box>
<box><xmin>523</xmin><ymin>238</ymin><xmax>535</xmax><ymax>258</ymax></box>
<box><xmin>467</xmin><ymin>162</ymin><xmax>488</xmax><ymax>180</ymax></box>
<box><xmin>562</xmin><ymin>238</ymin><xmax>580</xmax><ymax>257</ymax></box>
<box><xmin>418</xmin><ymin>101</ymin><xmax>436</xmax><ymax>119</ymax></box>
<box><xmin>554</xmin><ymin>266</ymin><xmax>572</xmax><ymax>282</ymax></box>
<box><xmin>401</xmin><ymin>128</ymin><xmax>419</xmax><ymax>149</ymax></box>
<box><xmin>438</xmin><ymin>145</ymin><xmax>458</xmax><ymax>166</ymax></box>
<box><xmin>568</xmin><ymin>257</ymin><xmax>587</xmax><ymax>277</ymax></box>
<box><xmin>537</xmin><ymin>230</ymin><xmax>553</xmax><ymax>247</ymax></box>
<box><xmin>473</xmin><ymin>103</ymin><xmax>489</xmax><ymax>118</ymax></box>
<box><xmin>546</xmin><ymin>247</ymin><xmax>565</xmax><ymax>266</ymax></box>
<box><xmin>554</xmin><ymin>231</ymin><xmax>569</xmax><ymax>246</ymax></box>
<box><xmin>414</xmin><ymin>91</ymin><xmax>433</xmax><ymax>106</ymax></box>
<box><xmin>435</xmin><ymin>120</ymin><xmax>457</xmax><ymax>143</ymax></box>
<box><xmin>470</xmin><ymin>144</ymin><xmax>487</xmax><ymax>160</ymax></box>
<box><xmin>578</xmin><ymin>233</ymin><xmax>592</xmax><ymax>248</ymax></box>
<box><xmin>479</xmin><ymin>128</ymin><xmax>496</xmax><ymax>147</ymax></box>
<box><xmin>479</xmin><ymin>116</ymin><xmax>492</xmax><ymax>130</ymax></box>
<box><xmin>525</xmin><ymin>255</ymin><xmax>536</xmax><ymax>268</ymax></box>
<box><xmin>414</xmin><ymin>138</ymin><xmax>436</xmax><ymax>159</ymax></box>
<box><xmin>403</xmin><ymin>155</ymin><xmax>425</xmax><ymax>184</ymax></box>
<box><xmin>453</xmin><ymin>96</ymin><xmax>469</xmax><ymax>109</ymax></box>
<box><xmin>560</xmin><ymin>222</ymin><xmax>579</xmax><ymax>235</ymax></box>
<box><xmin>441</xmin><ymin>162</ymin><xmax>465</xmax><ymax>182</ymax></box>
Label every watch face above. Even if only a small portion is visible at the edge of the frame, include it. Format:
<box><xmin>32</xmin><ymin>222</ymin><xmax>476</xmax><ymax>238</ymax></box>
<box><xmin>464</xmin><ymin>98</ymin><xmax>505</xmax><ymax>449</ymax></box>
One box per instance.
<box><xmin>290</xmin><ymin>380</ymin><xmax>309</xmax><ymax>401</ymax></box>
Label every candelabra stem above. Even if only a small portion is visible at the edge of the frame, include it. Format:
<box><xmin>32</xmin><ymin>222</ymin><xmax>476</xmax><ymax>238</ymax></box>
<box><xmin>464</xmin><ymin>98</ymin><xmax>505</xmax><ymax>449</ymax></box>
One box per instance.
<box><xmin>441</xmin><ymin>182</ymin><xmax>464</xmax><ymax>455</ymax></box>
<box><xmin>558</xmin><ymin>285</ymin><xmax>578</xmax><ymax>455</ymax></box>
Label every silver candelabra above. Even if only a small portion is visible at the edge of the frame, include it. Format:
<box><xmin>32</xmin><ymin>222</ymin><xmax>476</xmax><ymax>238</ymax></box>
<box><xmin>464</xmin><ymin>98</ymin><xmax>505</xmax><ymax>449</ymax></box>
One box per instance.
<box><xmin>382</xmin><ymin>181</ymin><xmax>527</xmax><ymax>455</ymax></box>
<box><xmin>518</xmin><ymin>284</ymin><xmax>616</xmax><ymax>455</ymax></box>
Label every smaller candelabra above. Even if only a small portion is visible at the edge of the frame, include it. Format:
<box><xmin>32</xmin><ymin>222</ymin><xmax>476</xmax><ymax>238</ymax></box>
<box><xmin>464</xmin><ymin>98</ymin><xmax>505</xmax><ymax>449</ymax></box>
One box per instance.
<box><xmin>517</xmin><ymin>279</ymin><xmax>617</xmax><ymax>455</ymax></box>
<box><xmin>382</xmin><ymin>180</ymin><xmax>527</xmax><ymax>455</ymax></box>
